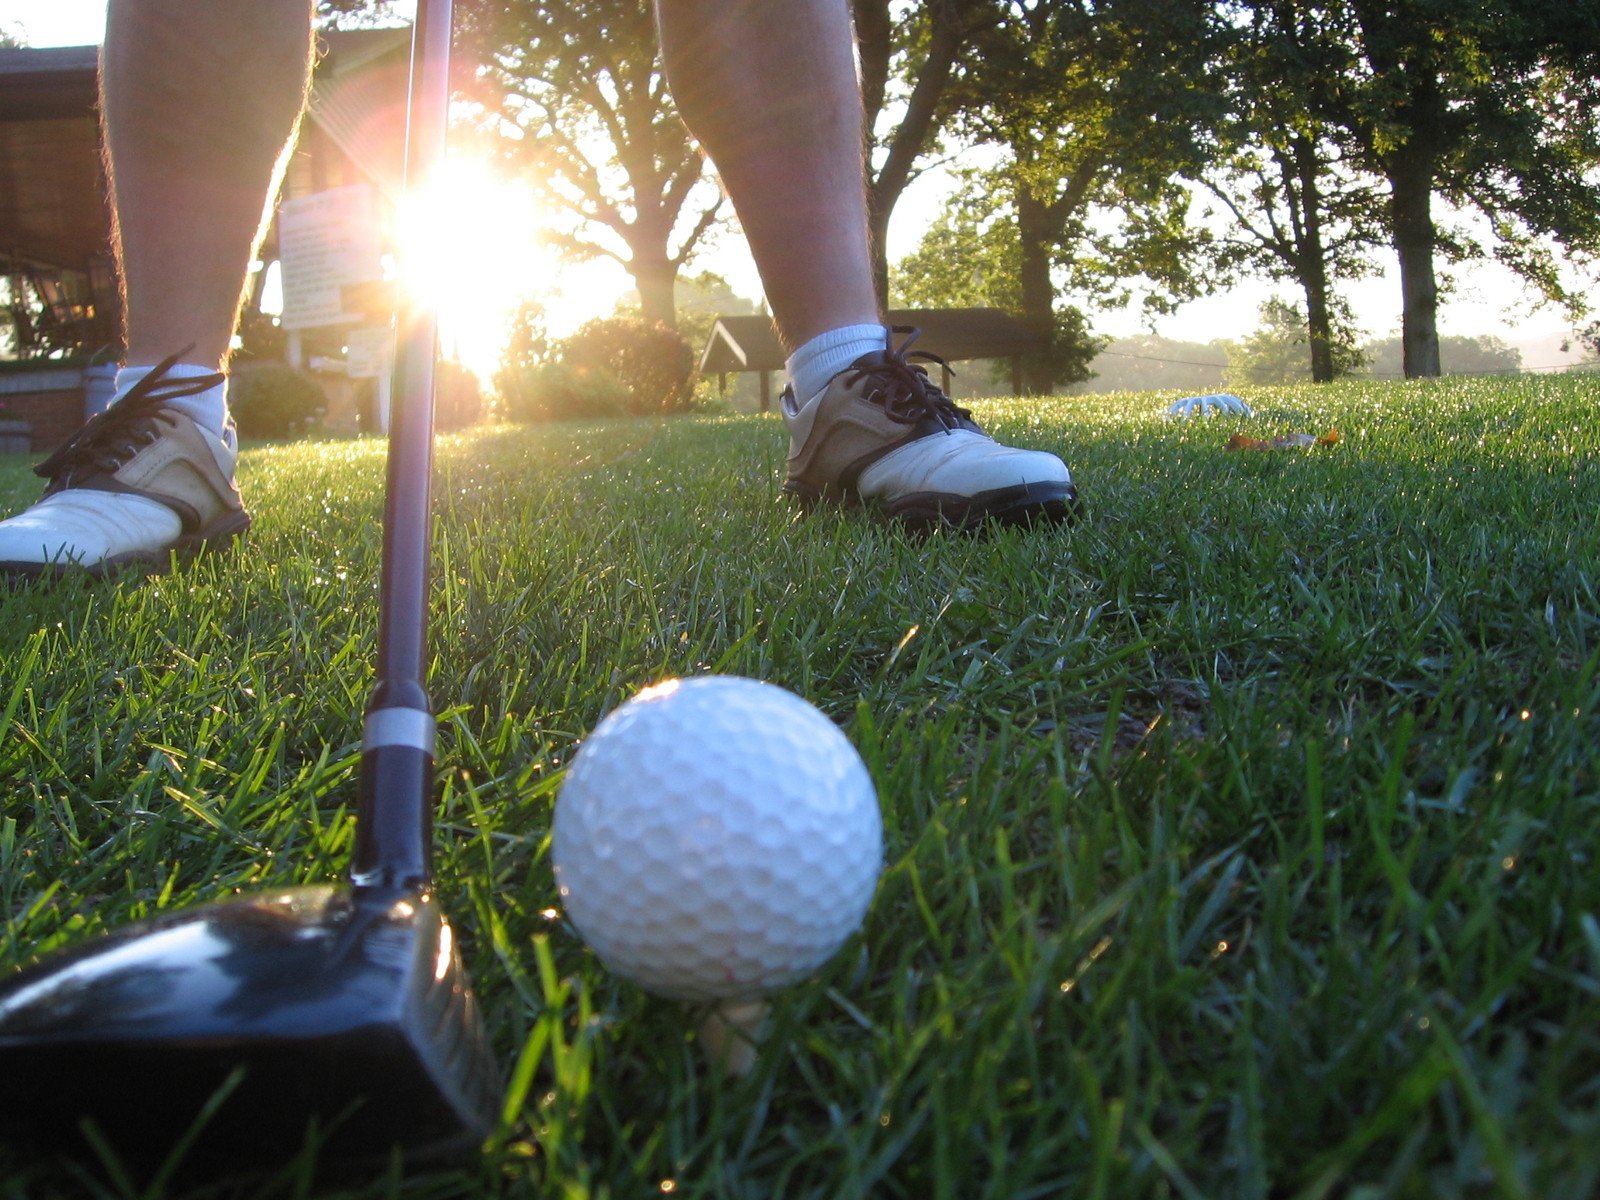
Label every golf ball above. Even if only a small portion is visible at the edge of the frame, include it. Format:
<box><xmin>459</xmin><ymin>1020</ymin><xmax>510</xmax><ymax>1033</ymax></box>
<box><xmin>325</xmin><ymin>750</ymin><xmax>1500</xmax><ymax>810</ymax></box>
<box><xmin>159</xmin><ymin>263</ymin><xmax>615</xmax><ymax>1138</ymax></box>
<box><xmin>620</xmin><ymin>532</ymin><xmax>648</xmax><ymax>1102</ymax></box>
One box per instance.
<box><xmin>551</xmin><ymin>676</ymin><xmax>882</xmax><ymax>1002</ymax></box>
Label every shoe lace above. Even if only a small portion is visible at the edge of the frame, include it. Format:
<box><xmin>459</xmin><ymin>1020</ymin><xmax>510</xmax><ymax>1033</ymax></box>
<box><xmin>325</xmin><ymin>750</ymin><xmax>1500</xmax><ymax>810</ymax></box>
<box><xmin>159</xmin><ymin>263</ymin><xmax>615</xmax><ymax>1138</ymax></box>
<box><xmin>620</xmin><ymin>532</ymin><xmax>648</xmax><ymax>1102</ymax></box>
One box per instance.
<box><xmin>845</xmin><ymin>326</ymin><xmax>973</xmax><ymax>431</ymax></box>
<box><xmin>35</xmin><ymin>349</ymin><xmax>223</xmax><ymax>492</ymax></box>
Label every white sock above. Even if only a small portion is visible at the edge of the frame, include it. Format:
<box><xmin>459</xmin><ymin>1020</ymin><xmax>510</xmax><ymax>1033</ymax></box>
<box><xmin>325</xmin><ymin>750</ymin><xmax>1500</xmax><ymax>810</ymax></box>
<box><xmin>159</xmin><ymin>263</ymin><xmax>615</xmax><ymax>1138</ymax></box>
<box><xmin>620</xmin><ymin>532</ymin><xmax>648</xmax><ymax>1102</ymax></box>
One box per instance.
<box><xmin>785</xmin><ymin>324</ymin><xmax>887</xmax><ymax>405</ymax></box>
<box><xmin>116</xmin><ymin>362</ymin><xmax>235</xmax><ymax>452</ymax></box>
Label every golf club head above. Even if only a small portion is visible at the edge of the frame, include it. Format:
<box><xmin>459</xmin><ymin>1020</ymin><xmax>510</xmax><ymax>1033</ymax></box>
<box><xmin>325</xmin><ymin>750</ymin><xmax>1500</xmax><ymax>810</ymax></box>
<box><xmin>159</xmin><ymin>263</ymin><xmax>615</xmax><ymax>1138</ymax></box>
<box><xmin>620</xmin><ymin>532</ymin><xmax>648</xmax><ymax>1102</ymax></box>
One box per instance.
<box><xmin>0</xmin><ymin>883</ymin><xmax>498</xmax><ymax>1177</ymax></box>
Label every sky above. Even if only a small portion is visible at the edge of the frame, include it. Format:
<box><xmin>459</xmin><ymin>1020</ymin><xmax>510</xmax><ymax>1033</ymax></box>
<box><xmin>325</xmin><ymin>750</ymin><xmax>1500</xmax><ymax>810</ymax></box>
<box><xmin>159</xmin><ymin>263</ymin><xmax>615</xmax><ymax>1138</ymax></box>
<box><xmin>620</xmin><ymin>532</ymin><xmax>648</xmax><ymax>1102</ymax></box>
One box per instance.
<box><xmin>5</xmin><ymin>0</ymin><xmax>1588</xmax><ymax>371</ymax></box>
<box><xmin>1</xmin><ymin>0</ymin><xmax>102</xmax><ymax>48</ymax></box>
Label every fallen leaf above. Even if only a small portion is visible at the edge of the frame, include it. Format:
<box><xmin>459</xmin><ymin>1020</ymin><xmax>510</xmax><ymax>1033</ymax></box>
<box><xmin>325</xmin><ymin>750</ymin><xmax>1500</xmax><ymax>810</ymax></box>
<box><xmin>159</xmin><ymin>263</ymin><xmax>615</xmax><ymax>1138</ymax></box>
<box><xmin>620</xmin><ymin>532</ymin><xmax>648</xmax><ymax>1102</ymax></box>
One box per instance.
<box><xmin>1227</xmin><ymin>430</ymin><xmax>1341</xmax><ymax>452</ymax></box>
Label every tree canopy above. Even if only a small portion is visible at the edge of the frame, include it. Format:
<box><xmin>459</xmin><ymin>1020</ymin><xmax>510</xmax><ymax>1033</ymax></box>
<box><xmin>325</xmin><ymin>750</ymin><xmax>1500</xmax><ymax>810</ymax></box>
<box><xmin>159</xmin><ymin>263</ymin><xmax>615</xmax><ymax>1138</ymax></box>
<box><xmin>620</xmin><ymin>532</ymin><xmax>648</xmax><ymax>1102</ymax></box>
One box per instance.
<box><xmin>1194</xmin><ymin>0</ymin><xmax>1385</xmax><ymax>380</ymax></box>
<box><xmin>898</xmin><ymin>0</ymin><xmax>1600</xmax><ymax>386</ymax></box>
<box><xmin>898</xmin><ymin>0</ymin><xmax>1222</xmax><ymax>391</ymax></box>
<box><xmin>1317</xmin><ymin>0</ymin><xmax>1600</xmax><ymax>375</ymax></box>
<box><xmin>454</xmin><ymin>0</ymin><xmax>723</xmax><ymax>330</ymax></box>
<box><xmin>315</xmin><ymin>0</ymin><xmax>1600</xmax><ymax>379</ymax></box>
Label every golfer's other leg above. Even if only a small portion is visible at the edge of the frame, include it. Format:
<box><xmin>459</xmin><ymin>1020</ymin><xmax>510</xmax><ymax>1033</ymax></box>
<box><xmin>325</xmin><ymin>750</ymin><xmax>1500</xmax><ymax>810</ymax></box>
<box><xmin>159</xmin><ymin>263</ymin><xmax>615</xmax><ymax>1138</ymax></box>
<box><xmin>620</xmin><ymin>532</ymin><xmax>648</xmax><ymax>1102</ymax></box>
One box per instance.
<box><xmin>655</xmin><ymin>0</ymin><xmax>1076</xmax><ymax>527</ymax></box>
<box><xmin>107</xmin><ymin>0</ymin><xmax>314</xmax><ymax>372</ymax></box>
<box><xmin>0</xmin><ymin>0</ymin><xmax>314</xmax><ymax>576</ymax></box>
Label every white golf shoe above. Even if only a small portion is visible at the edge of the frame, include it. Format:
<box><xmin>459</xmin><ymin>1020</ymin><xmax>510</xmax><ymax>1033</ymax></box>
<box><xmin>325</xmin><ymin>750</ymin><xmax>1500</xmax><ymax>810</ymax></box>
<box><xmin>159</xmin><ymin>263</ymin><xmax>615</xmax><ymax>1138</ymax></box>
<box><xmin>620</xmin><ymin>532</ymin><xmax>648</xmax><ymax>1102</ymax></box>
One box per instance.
<box><xmin>781</xmin><ymin>328</ymin><xmax>1077</xmax><ymax>528</ymax></box>
<box><xmin>0</xmin><ymin>355</ymin><xmax>250</xmax><ymax>579</ymax></box>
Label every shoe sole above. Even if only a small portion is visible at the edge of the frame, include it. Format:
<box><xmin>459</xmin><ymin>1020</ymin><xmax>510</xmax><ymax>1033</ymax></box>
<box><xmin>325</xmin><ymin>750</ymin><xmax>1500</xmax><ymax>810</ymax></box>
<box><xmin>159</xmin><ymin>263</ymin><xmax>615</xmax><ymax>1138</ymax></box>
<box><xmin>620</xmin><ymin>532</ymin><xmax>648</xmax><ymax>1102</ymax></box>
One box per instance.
<box><xmin>786</xmin><ymin>480</ymin><xmax>1081</xmax><ymax>531</ymax></box>
<box><xmin>0</xmin><ymin>510</ymin><xmax>253</xmax><ymax>582</ymax></box>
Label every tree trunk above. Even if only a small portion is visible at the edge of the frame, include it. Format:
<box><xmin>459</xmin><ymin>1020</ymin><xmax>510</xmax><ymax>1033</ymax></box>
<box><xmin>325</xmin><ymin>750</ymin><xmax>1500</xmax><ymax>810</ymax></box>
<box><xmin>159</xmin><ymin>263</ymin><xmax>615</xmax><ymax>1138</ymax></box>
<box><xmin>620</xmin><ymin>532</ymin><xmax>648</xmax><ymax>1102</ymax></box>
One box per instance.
<box><xmin>1291</xmin><ymin>134</ymin><xmax>1336</xmax><ymax>383</ymax></box>
<box><xmin>632</xmin><ymin>253</ymin><xmax>678</xmax><ymax>331</ymax></box>
<box><xmin>1303</xmin><ymin>276</ymin><xmax>1335</xmax><ymax>383</ymax></box>
<box><xmin>852</xmin><ymin>0</ymin><xmax>891</xmax><ymax>135</ymax></box>
<box><xmin>1016</xmin><ymin>185</ymin><xmax>1056</xmax><ymax>395</ymax></box>
<box><xmin>1389</xmin><ymin>149</ymin><xmax>1441</xmax><ymax>378</ymax></box>
<box><xmin>867</xmin><ymin>190</ymin><xmax>893</xmax><ymax>311</ymax></box>
<box><xmin>861</xmin><ymin>1</ymin><xmax>972</xmax><ymax>306</ymax></box>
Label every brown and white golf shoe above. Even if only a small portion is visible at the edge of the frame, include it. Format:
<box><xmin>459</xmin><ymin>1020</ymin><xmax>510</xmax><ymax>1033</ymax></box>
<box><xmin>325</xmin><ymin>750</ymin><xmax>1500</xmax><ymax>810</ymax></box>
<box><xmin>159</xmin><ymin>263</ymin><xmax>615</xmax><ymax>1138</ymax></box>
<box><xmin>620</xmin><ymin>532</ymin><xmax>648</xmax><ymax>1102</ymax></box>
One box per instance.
<box><xmin>781</xmin><ymin>328</ymin><xmax>1077</xmax><ymax>529</ymax></box>
<box><xmin>0</xmin><ymin>354</ymin><xmax>250</xmax><ymax>578</ymax></box>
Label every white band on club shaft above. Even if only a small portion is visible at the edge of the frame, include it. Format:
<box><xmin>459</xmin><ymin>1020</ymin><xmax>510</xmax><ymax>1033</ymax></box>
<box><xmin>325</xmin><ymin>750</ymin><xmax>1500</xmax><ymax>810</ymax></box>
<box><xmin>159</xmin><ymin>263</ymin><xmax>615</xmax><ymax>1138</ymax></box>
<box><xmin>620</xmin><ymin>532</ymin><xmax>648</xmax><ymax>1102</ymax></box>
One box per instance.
<box><xmin>363</xmin><ymin>707</ymin><xmax>436</xmax><ymax>755</ymax></box>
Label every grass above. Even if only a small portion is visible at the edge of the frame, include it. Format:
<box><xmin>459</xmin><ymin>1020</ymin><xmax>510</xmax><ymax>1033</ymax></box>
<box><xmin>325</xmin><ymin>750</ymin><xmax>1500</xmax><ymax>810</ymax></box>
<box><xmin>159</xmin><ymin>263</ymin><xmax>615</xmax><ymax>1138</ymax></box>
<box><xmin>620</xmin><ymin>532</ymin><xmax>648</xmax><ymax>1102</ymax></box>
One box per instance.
<box><xmin>1</xmin><ymin>374</ymin><xmax>1598</xmax><ymax>1198</ymax></box>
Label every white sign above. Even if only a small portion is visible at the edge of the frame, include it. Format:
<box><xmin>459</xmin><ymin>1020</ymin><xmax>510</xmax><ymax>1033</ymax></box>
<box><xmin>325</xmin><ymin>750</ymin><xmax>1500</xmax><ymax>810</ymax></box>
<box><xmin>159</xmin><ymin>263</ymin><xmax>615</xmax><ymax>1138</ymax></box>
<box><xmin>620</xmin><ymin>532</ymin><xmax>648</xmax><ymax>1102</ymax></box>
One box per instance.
<box><xmin>277</xmin><ymin>184</ymin><xmax>382</xmax><ymax>331</ymax></box>
<box><xmin>345</xmin><ymin>325</ymin><xmax>395</xmax><ymax>379</ymax></box>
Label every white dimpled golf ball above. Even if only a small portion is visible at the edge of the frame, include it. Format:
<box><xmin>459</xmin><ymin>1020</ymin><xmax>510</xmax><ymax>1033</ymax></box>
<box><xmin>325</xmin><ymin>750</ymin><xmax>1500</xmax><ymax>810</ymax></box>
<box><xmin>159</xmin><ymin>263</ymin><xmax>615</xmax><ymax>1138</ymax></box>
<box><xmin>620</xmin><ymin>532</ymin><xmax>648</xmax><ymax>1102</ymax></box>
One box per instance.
<box><xmin>551</xmin><ymin>676</ymin><xmax>882</xmax><ymax>1002</ymax></box>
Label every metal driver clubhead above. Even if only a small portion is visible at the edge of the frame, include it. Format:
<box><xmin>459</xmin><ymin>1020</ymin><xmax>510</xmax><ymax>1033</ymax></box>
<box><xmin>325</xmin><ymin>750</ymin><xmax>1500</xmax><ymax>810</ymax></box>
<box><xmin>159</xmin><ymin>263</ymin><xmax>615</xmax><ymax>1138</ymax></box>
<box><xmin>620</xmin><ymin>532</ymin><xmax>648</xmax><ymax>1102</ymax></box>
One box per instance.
<box><xmin>0</xmin><ymin>884</ymin><xmax>497</xmax><ymax>1174</ymax></box>
<box><xmin>0</xmin><ymin>0</ymin><xmax>499</xmax><ymax>1177</ymax></box>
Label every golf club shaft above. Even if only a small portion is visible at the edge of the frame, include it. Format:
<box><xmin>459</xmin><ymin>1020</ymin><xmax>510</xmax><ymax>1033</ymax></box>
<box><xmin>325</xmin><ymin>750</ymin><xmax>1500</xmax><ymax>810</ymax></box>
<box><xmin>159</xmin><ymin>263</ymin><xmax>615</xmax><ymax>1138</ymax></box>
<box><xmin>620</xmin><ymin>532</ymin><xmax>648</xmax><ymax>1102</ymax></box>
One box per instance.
<box><xmin>354</xmin><ymin>0</ymin><xmax>454</xmax><ymax>891</ymax></box>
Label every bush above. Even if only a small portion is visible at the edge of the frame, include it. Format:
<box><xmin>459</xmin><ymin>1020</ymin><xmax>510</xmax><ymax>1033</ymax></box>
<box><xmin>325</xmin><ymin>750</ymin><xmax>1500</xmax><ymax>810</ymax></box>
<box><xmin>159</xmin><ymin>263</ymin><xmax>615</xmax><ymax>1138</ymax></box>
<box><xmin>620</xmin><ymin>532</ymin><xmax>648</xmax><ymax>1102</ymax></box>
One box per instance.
<box><xmin>688</xmin><ymin>375</ymin><xmax>735</xmax><ymax>414</ymax></box>
<box><xmin>498</xmin><ymin>361</ymin><xmax>633</xmax><ymax>423</ymax></box>
<box><xmin>434</xmin><ymin>359</ymin><xmax>484</xmax><ymax>431</ymax></box>
<box><xmin>229</xmin><ymin>365</ymin><xmax>327</xmax><ymax>439</ymax></box>
<box><xmin>559</xmin><ymin>317</ymin><xmax>696</xmax><ymax>415</ymax></box>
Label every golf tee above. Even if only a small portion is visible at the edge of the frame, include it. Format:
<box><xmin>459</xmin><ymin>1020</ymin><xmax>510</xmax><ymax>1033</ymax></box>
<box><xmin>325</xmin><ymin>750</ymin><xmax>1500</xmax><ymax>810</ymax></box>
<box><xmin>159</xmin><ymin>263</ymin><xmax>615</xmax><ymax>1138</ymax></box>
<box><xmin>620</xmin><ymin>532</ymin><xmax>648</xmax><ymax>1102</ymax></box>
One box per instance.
<box><xmin>698</xmin><ymin>998</ymin><xmax>771</xmax><ymax>1078</ymax></box>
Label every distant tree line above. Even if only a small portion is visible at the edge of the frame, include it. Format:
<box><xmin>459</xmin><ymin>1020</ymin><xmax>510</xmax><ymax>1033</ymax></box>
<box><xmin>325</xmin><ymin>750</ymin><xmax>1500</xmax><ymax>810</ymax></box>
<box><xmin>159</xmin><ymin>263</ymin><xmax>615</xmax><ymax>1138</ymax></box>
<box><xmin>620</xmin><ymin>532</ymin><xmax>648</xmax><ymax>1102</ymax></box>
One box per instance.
<box><xmin>951</xmin><ymin>312</ymin><xmax>1536</xmax><ymax>398</ymax></box>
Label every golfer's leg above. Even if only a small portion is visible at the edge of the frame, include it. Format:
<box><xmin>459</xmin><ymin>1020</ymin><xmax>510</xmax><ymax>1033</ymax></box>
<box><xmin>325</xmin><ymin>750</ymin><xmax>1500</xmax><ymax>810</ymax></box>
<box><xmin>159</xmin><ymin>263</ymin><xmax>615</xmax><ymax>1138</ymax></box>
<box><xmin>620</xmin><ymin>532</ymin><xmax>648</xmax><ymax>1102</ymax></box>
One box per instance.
<box><xmin>0</xmin><ymin>0</ymin><xmax>311</xmax><ymax>576</ymax></box>
<box><xmin>103</xmin><ymin>0</ymin><xmax>314</xmax><ymax>371</ymax></box>
<box><xmin>654</xmin><ymin>0</ymin><xmax>1077</xmax><ymax>528</ymax></box>
<box><xmin>654</xmin><ymin>0</ymin><xmax>880</xmax><ymax>353</ymax></box>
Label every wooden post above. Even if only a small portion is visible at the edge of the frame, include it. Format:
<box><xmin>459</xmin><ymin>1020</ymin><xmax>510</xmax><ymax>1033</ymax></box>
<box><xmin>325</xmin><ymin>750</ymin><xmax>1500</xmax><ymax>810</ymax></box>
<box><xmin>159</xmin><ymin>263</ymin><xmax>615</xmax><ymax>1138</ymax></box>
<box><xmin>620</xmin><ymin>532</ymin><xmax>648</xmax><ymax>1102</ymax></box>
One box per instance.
<box><xmin>1010</xmin><ymin>356</ymin><xmax>1023</xmax><ymax>396</ymax></box>
<box><xmin>760</xmin><ymin>370</ymin><xmax>771</xmax><ymax>413</ymax></box>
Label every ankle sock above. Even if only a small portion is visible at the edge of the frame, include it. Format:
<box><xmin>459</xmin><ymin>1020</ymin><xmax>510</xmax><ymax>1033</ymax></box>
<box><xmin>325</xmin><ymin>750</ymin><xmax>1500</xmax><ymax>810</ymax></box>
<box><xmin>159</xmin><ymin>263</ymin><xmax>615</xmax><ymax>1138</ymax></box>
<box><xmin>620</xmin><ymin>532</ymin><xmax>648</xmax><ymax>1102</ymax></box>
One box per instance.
<box><xmin>116</xmin><ymin>362</ymin><xmax>236</xmax><ymax>452</ymax></box>
<box><xmin>785</xmin><ymin>324</ymin><xmax>887</xmax><ymax>405</ymax></box>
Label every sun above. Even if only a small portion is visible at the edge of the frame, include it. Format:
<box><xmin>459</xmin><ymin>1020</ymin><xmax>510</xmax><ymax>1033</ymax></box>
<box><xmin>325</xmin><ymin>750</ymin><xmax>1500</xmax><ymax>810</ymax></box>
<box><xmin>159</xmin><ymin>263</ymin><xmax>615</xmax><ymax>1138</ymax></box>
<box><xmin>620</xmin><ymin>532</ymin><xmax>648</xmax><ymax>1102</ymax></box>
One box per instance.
<box><xmin>394</xmin><ymin>156</ymin><xmax>630</xmax><ymax>381</ymax></box>
<box><xmin>394</xmin><ymin>156</ymin><xmax>551</xmax><ymax>380</ymax></box>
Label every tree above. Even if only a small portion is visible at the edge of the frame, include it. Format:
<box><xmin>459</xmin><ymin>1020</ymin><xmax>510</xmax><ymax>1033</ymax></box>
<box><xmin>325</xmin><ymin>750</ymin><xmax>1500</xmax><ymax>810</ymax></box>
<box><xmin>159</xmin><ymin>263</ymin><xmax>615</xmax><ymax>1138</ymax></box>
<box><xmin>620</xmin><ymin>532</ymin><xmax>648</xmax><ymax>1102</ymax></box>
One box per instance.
<box><xmin>893</xmin><ymin>176</ymin><xmax>1103</xmax><ymax>390</ymax></box>
<box><xmin>1318</xmin><ymin>0</ymin><xmax>1600</xmax><ymax>378</ymax></box>
<box><xmin>854</xmin><ymin>0</ymin><xmax>1009</xmax><ymax>303</ymax></box>
<box><xmin>901</xmin><ymin>0</ymin><xmax>1222</xmax><ymax>393</ymax></box>
<box><xmin>1224</xmin><ymin>297</ymin><xmax>1364</xmax><ymax>385</ymax></box>
<box><xmin>1197</xmin><ymin>1</ymin><xmax>1384</xmax><ymax>382</ymax></box>
<box><xmin>498</xmin><ymin>297</ymin><xmax>550</xmax><ymax>375</ymax></box>
<box><xmin>455</xmin><ymin>0</ymin><xmax>723</xmax><ymax>329</ymax></box>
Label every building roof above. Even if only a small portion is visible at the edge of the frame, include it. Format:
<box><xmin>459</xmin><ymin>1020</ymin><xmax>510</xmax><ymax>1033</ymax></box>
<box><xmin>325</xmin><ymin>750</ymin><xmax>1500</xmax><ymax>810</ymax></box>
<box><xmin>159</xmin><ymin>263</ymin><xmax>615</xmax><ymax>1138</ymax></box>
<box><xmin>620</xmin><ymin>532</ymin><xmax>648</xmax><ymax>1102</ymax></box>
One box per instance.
<box><xmin>0</xmin><ymin>45</ymin><xmax>106</xmax><ymax>272</ymax></box>
<box><xmin>0</xmin><ymin>45</ymin><xmax>99</xmax><ymax>119</ymax></box>
<box><xmin>304</xmin><ymin>26</ymin><xmax>413</xmax><ymax>200</ymax></box>
<box><xmin>699</xmin><ymin>308</ymin><xmax>1049</xmax><ymax>374</ymax></box>
<box><xmin>0</xmin><ymin>29</ymin><xmax>415</xmax><ymax>275</ymax></box>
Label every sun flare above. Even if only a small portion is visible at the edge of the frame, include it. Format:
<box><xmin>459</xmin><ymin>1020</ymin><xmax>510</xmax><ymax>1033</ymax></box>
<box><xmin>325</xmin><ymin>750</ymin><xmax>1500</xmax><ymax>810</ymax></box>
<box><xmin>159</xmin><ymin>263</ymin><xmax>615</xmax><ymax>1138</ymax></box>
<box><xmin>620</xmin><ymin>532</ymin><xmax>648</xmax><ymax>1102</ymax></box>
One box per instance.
<box><xmin>394</xmin><ymin>157</ymin><xmax>549</xmax><ymax>379</ymax></box>
<box><xmin>394</xmin><ymin>156</ymin><xmax>628</xmax><ymax>381</ymax></box>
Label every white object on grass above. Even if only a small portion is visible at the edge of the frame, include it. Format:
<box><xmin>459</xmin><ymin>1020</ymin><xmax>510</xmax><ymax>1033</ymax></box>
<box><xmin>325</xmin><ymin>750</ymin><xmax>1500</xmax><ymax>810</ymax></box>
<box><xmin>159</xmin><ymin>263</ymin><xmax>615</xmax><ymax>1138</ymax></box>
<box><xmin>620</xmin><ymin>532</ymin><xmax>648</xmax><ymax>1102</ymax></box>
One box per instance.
<box><xmin>699</xmin><ymin>999</ymin><xmax>770</xmax><ymax>1077</ymax></box>
<box><xmin>1166</xmin><ymin>393</ymin><xmax>1254</xmax><ymax>417</ymax></box>
<box><xmin>551</xmin><ymin>676</ymin><xmax>882</xmax><ymax>1003</ymax></box>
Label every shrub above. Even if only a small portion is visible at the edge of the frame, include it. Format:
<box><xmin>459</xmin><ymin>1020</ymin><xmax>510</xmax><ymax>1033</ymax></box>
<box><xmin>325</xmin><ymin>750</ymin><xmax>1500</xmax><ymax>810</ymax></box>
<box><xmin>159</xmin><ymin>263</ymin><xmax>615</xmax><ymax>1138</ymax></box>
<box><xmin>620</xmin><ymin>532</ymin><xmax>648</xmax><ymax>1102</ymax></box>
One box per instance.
<box><xmin>229</xmin><ymin>365</ymin><xmax>327</xmax><ymax>439</ymax></box>
<box><xmin>559</xmin><ymin>317</ymin><xmax>696</xmax><ymax>415</ymax></box>
<box><xmin>498</xmin><ymin>361</ymin><xmax>633</xmax><ymax>423</ymax></box>
<box><xmin>688</xmin><ymin>375</ymin><xmax>735</xmax><ymax>414</ymax></box>
<box><xmin>433</xmin><ymin>358</ymin><xmax>484</xmax><ymax>431</ymax></box>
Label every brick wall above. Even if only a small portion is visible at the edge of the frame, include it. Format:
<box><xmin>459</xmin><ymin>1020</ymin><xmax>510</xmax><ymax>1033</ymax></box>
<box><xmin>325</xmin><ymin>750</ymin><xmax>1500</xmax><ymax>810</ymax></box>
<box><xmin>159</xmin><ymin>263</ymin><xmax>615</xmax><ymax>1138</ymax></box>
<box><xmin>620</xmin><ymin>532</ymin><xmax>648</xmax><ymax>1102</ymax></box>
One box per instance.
<box><xmin>0</xmin><ymin>370</ymin><xmax>89</xmax><ymax>455</ymax></box>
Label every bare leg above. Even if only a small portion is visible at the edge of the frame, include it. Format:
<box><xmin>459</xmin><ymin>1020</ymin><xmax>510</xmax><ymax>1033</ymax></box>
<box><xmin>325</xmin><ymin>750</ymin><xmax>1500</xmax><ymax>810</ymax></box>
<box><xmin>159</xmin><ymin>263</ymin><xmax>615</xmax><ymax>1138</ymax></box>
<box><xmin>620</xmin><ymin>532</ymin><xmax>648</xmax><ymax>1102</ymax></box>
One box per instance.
<box><xmin>0</xmin><ymin>0</ymin><xmax>310</xmax><ymax>575</ymax></box>
<box><xmin>102</xmin><ymin>0</ymin><xmax>314</xmax><ymax>369</ymax></box>
<box><xmin>654</xmin><ymin>0</ymin><xmax>1077</xmax><ymax>530</ymax></box>
<box><xmin>654</xmin><ymin>0</ymin><xmax>881</xmax><ymax>352</ymax></box>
